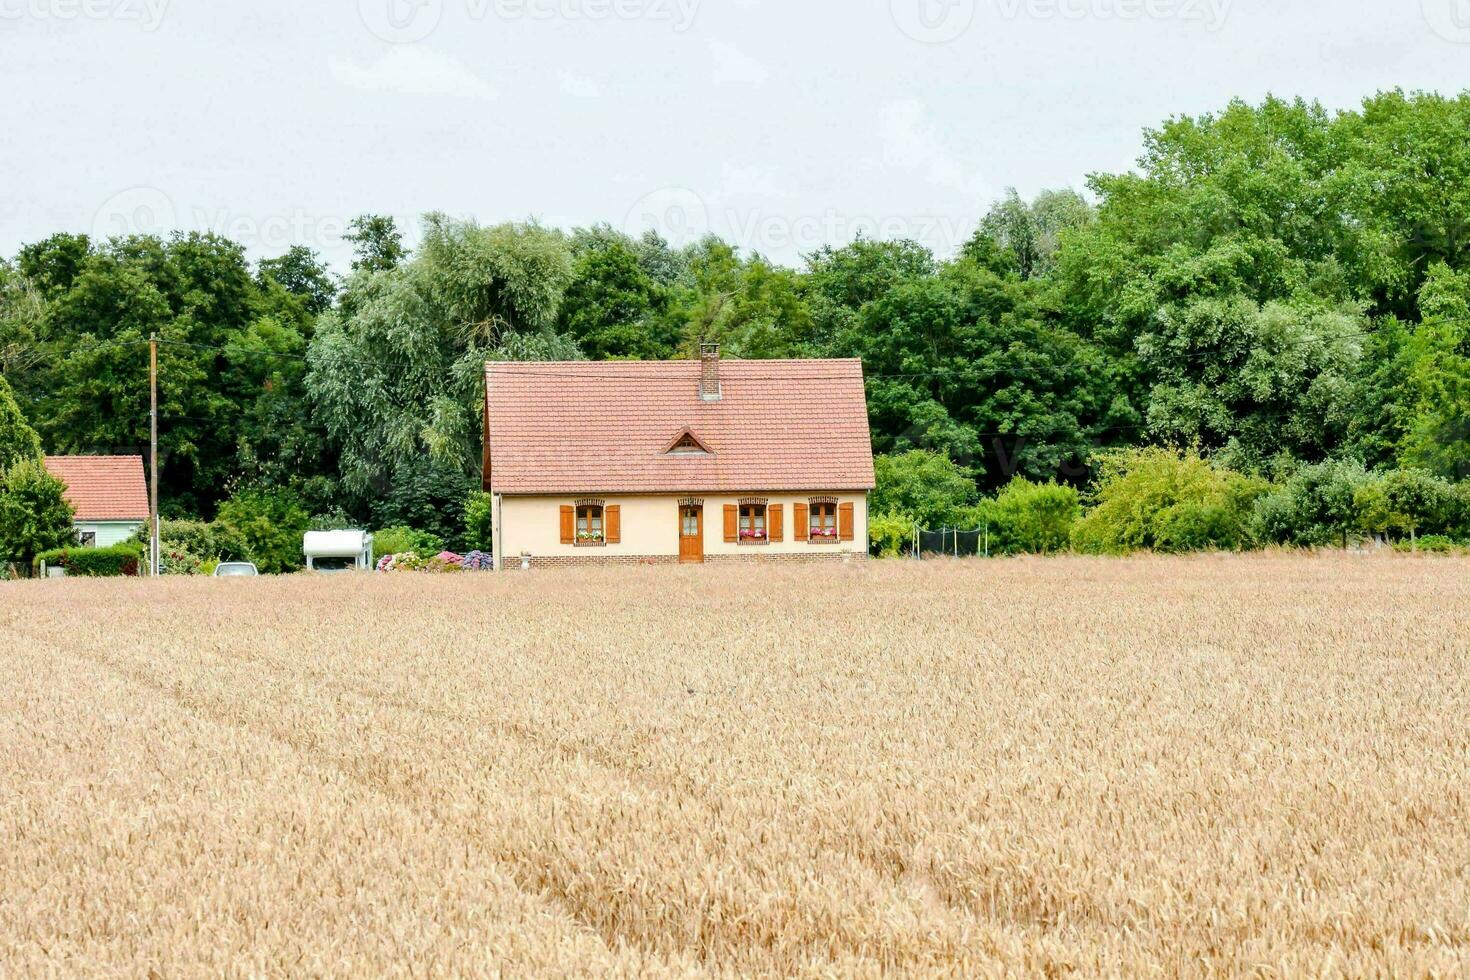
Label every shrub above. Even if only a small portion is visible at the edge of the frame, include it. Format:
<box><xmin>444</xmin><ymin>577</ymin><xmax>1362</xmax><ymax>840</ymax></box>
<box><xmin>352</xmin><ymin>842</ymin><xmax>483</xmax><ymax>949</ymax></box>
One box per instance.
<box><xmin>372</xmin><ymin>526</ymin><xmax>446</xmax><ymax>562</ymax></box>
<box><xmin>1251</xmin><ymin>459</ymin><xmax>1373</xmax><ymax>548</ymax></box>
<box><xmin>0</xmin><ymin>374</ymin><xmax>42</xmax><ymax>472</ymax></box>
<box><xmin>1352</xmin><ymin>469</ymin><xmax>1459</xmax><ymax>543</ymax></box>
<box><xmin>463</xmin><ymin>492</ymin><xmax>494</xmax><ymax>553</ymax></box>
<box><xmin>156</xmin><ymin>519</ymin><xmax>248</xmax><ymax>562</ymax></box>
<box><xmin>216</xmin><ymin>488</ymin><xmax>311</xmax><ymax>574</ymax></box>
<box><xmin>868</xmin><ymin>512</ymin><xmax>917</xmax><ymax>558</ymax></box>
<box><xmin>978</xmin><ymin>478</ymin><xmax>1080</xmax><ymax>555</ymax></box>
<box><xmin>871</xmin><ymin>451</ymin><xmax>976</xmax><ymax>528</ymax></box>
<box><xmin>1072</xmin><ymin>447</ymin><xmax>1268</xmax><ymax>555</ymax></box>
<box><xmin>0</xmin><ymin>458</ymin><xmax>76</xmax><ymax>568</ymax></box>
<box><xmin>1394</xmin><ymin>535</ymin><xmax>1464</xmax><ymax>554</ymax></box>
<box><xmin>35</xmin><ymin>542</ymin><xmax>146</xmax><ymax>577</ymax></box>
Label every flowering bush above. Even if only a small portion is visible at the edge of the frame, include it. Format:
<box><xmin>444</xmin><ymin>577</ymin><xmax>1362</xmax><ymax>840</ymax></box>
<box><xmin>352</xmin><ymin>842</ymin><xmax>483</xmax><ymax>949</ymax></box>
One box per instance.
<box><xmin>376</xmin><ymin>550</ymin><xmax>494</xmax><ymax>572</ymax></box>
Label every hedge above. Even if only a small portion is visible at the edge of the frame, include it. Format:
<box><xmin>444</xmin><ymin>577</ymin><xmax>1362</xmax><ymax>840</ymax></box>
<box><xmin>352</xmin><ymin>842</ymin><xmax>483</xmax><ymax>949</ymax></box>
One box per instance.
<box><xmin>35</xmin><ymin>542</ymin><xmax>146</xmax><ymax>577</ymax></box>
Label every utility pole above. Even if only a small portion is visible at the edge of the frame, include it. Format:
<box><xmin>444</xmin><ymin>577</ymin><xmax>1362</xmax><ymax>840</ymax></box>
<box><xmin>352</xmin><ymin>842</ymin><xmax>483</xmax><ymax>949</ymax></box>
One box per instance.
<box><xmin>149</xmin><ymin>333</ymin><xmax>160</xmax><ymax>577</ymax></box>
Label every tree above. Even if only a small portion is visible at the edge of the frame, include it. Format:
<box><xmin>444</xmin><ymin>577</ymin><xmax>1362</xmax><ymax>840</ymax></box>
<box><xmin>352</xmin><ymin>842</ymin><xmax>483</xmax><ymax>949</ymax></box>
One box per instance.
<box><xmin>842</xmin><ymin>258</ymin><xmax>1129</xmax><ymax>488</ymax></box>
<box><xmin>215</xmin><ymin>487</ymin><xmax>309</xmax><ymax>573</ymax></box>
<box><xmin>871</xmin><ymin>450</ymin><xmax>977</xmax><ymax>528</ymax></box>
<box><xmin>1398</xmin><ymin>263</ymin><xmax>1470</xmax><ymax>480</ymax></box>
<box><xmin>344</xmin><ymin>215</ymin><xmax>406</xmax><ymax>274</ymax></box>
<box><xmin>306</xmin><ymin>216</ymin><xmax>573</xmax><ymax>523</ymax></box>
<box><xmin>557</xmin><ymin>238</ymin><xmax>672</xmax><ymax>359</ymax></box>
<box><xmin>1071</xmin><ymin>447</ymin><xmax>1268</xmax><ymax>554</ymax></box>
<box><xmin>258</xmin><ymin>245</ymin><xmax>337</xmax><ymax>317</ymax></box>
<box><xmin>978</xmin><ymin>478</ymin><xmax>1081</xmax><ymax>555</ymax></box>
<box><xmin>0</xmin><ymin>458</ymin><xmax>75</xmax><ymax>570</ymax></box>
<box><xmin>0</xmin><ymin>374</ymin><xmax>42</xmax><ymax>471</ymax></box>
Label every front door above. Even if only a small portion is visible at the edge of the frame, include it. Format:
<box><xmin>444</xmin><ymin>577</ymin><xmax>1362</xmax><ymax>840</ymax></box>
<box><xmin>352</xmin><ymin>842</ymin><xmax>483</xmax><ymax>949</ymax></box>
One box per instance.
<box><xmin>679</xmin><ymin>505</ymin><xmax>704</xmax><ymax>563</ymax></box>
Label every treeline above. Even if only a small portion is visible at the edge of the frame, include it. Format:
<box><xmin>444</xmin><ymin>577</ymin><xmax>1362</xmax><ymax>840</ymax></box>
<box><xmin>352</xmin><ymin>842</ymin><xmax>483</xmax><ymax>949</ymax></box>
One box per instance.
<box><xmin>1</xmin><ymin>89</ymin><xmax>1467</xmax><ymax>556</ymax></box>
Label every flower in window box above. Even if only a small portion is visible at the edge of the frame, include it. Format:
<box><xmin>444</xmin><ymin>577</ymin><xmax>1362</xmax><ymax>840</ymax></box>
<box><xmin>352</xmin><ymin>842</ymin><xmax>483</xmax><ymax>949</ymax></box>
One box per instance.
<box><xmin>577</xmin><ymin>532</ymin><xmax>603</xmax><ymax>543</ymax></box>
<box><xmin>739</xmin><ymin>529</ymin><xmax>768</xmax><ymax>541</ymax></box>
<box><xmin>811</xmin><ymin>527</ymin><xmax>838</xmax><ymax>538</ymax></box>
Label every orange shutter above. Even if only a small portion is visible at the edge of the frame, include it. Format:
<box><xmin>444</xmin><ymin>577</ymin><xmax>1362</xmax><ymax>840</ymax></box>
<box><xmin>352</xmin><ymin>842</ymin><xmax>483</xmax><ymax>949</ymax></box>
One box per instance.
<box><xmin>839</xmin><ymin>502</ymin><xmax>855</xmax><ymax>542</ymax></box>
<box><xmin>794</xmin><ymin>503</ymin><xmax>809</xmax><ymax>543</ymax></box>
<box><xmin>724</xmin><ymin>504</ymin><xmax>738</xmax><ymax>543</ymax></box>
<box><xmin>768</xmin><ymin>504</ymin><xmax>783</xmax><ymax>543</ymax></box>
<box><xmin>605</xmin><ymin>505</ymin><xmax>621</xmax><ymax>544</ymax></box>
<box><xmin>560</xmin><ymin>505</ymin><xmax>575</xmax><ymax>544</ymax></box>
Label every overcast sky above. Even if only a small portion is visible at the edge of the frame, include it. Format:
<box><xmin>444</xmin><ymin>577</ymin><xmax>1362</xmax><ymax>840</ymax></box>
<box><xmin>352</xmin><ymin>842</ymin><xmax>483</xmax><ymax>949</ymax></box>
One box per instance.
<box><xmin>2</xmin><ymin>0</ymin><xmax>1468</xmax><ymax>272</ymax></box>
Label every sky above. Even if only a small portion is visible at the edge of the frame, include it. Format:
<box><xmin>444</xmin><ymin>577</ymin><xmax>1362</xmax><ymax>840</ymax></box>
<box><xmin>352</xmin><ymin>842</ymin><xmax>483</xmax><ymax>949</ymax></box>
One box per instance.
<box><xmin>2</xmin><ymin>0</ymin><xmax>1468</xmax><ymax>273</ymax></box>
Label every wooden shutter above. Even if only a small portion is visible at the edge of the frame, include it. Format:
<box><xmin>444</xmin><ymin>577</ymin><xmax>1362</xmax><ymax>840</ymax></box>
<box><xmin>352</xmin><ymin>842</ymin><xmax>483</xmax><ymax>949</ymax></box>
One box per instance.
<box><xmin>723</xmin><ymin>504</ymin><xmax>738</xmax><ymax>543</ymax></box>
<box><xmin>794</xmin><ymin>503</ymin><xmax>808</xmax><ymax>543</ymax></box>
<box><xmin>839</xmin><ymin>502</ymin><xmax>855</xmax><ymax>542</ymax></box>
<box><xmin>560</xmin><ymin>505</ymin><xmax>575</xmax><ymax>545</ymax></box>
<box><xmin>605</xmin><ymin>505</ymin><xmax>621</xmax><ymax>544</ymax></box>
<box><xmin>768</xmin><ymin>504</ymin><xmax>783</xmax><ymax>543</ymax></box>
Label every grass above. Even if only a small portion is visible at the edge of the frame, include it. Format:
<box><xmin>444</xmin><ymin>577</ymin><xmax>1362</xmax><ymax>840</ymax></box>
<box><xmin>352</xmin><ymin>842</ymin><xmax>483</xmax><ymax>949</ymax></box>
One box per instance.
<box><xmin>2</xmin><ymin>554</ymin><xmax>1467</xmax><ymax>976</ymax></box>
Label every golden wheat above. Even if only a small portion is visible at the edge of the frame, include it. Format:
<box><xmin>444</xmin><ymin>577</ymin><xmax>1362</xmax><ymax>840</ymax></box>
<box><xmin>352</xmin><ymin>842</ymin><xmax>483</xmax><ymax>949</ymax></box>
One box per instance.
<box><xmin>2</xmin><ymin>554</ymin><xmax>1467</xmax><ymax>977</ymax></box>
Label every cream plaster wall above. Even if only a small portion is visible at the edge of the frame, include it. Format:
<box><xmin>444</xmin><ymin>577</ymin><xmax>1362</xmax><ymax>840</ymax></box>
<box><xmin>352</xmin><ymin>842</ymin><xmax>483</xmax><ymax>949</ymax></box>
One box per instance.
<box><xmin>495</xmin><ymin>492</ymin><xmax>869</xmax><ymax>564</ymax></box>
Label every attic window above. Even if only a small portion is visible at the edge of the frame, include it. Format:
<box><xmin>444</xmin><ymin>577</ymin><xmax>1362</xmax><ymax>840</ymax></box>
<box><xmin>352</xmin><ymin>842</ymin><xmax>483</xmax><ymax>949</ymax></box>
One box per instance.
<box><xmin>664</xmin><ymin>429</ymin><xmax>712</xmax><ymax>456</ymax></box>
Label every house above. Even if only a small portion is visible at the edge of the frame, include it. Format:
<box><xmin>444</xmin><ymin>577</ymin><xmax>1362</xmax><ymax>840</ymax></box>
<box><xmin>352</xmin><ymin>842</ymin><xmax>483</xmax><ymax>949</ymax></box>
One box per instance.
<box><xmin>42</xmin><ymin>455</ymin><xmax>149</xmax><ymax>548</ymax></box>
<box><xmin>482</xmin><ymin>346</ymin><xmax>875</xmax><ymax>569</ymax></box>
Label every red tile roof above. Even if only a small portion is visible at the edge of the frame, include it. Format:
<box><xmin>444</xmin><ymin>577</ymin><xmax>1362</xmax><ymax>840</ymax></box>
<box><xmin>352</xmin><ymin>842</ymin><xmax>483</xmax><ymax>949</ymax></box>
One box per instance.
<box><xmin>484</xmin><ymin>358</ymin><xmax>876</xmax><ymax>494</ymax></box>
<box><xmin>42</xmin><ymin>456</ymin><xmax>150</xmax><ymax>522</ymax></box>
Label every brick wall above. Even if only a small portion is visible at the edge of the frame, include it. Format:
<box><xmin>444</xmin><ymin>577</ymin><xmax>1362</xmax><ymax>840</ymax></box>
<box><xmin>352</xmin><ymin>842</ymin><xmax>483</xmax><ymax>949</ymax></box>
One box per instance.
<box><xmin>509</xmin><ymin>552</ymin><xmax>866</xmax><ymax>570</ymax></box>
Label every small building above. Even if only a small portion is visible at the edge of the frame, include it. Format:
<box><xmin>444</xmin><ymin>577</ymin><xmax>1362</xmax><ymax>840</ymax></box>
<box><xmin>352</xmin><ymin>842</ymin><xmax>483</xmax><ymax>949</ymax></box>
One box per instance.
<box><xmin>42</xmin><ymin>455</ymin><xmax>149</xmax><ymax>547</ymax></box>
<box><xmin>482</xmin><ymin>346</ymin><xmax>875</xmax><ymax>570</ymax></box>
<box><xmin>303</xmin><ymin>530</ymin><xmax>375</xmax><ymax>572</ymax></box>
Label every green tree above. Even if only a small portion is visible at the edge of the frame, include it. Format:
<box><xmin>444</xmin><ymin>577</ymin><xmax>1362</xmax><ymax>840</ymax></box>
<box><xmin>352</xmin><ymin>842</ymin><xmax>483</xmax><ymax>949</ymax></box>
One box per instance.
<box><xmin>1072</xmin><ymin>447</ymin><xmax>1268</xmax><ymax>554</ymax></box>
<box><xmin>558</xmin><ymin>238</ymin><xmax>672</xmax><ymax>359</ymax></box>
<box><xmin>0</xmin><ymin>374</ymin><xmax>42</xmax><ymax>471</ymax></box>
<box><xmin>216</xmin><ymin>487</ymin><xmax>310</xmax><ymax>573</ymax></box>
<box><xmin>307</xmin><ymin>216</ymin><xmax>573</xmax><ymax>524</ymax></box>
<box><xmin>978</xmin><ymin>478</ymin><xmax>1081</xmax><ymax>555</ymax></box>
<box><xmin>871</xmin><ymin>450</ymin><xmax>977</xmax><ymax>527</ymax></box>
<box><xmin>462</xmin><ymin>491</ymin><xmax>494</xmax><ymax>553</ymax></box>
<box><xmin>344</xmin><ymin>215</ymin><xmax>406</xmax><ymax>274</ymax></box>
<box><xmin>0</xmin><ymin>458</ymin><xmax>75</xmax><ymax>570</ymax></box>
<box><xmin>257</xmin><ymin>245</ymin><xmax>336</xmax><ymax>317</ymax></box>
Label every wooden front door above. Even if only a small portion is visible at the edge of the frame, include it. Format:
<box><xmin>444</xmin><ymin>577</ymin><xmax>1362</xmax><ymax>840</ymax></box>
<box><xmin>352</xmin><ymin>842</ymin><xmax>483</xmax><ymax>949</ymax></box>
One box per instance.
<box><xmin>679</xmin><ymin>505</ymin><xmax>704</xmax><ymax>563</ymax></box>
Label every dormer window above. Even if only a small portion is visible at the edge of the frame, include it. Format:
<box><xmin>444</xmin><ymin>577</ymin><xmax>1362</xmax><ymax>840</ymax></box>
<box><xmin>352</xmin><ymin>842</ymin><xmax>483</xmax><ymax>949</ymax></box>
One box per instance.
<box><xmin>663</xmin><ymin>428</ymin><xmax>712</xmax><ymax>456</ymax></box>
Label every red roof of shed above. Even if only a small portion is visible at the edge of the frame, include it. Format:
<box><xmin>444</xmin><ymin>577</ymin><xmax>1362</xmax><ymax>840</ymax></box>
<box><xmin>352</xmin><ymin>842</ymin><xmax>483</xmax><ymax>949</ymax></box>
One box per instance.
<box><xmin>484</xmin><ymin>358</ymin><xmax>875</xmax><ymax>494</ymax></box>
<box><xmin>43</xmin><ymin>456</ymin><xmax>149</xmax><ymax>522</ymax></box>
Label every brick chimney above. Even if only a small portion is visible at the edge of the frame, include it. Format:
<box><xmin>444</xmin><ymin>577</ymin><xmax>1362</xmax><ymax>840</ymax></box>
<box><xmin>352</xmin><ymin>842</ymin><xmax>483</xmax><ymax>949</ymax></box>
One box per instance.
<box><xmin>699</xmin><ymin>343</ymin><xmax>722</xmax><ymax>401</ymax></box>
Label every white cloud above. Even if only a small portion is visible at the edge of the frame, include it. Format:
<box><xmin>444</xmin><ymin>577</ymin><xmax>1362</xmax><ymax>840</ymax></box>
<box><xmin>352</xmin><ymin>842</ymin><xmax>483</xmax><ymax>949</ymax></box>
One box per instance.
<box><xmin>329</xmin><ymin>46</ymin><xmax>497</xmax><ymax>101</ymax></box>
<box><xmin>708</xmin><ymin>41</ymin><xmax>769</xmax><ymax>85</ymax></box>
<box><xmin>559</xmin><ymin>71</ymin><xmax>604</xmax><ymax>99</ymax></box>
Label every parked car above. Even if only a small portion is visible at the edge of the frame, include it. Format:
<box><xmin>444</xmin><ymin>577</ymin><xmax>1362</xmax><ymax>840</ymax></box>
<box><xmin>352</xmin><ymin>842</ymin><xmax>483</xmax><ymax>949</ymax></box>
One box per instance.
<box><xmin>213</xmin><ymin>562</ymin><xmax>259</xmax><ymax>577</ymax></box>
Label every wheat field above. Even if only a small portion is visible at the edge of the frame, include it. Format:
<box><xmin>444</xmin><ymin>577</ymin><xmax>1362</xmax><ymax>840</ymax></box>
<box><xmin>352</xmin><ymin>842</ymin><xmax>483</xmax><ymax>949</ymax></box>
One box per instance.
<box><xmin>2</xmin><ymin>555</ymin><xmax>1467</xmax><ymax>977</ymax></box>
